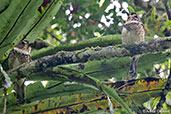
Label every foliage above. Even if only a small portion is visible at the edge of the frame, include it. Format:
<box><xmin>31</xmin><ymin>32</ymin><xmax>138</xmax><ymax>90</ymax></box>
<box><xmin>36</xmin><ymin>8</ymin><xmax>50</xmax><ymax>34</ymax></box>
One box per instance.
<box><xmin>0</xmin><ymin>0</ymin><xmax>63</xmax><ymax>62</ymax></box>
<box><xmin>40</xmin><ymin>0</ymin><xmax>171</xmax><ymax>46</ymax></box>
<box><xmin>0</xmin><ymin>0</ymin><xmax>43</xmax><ymax>61</ymax></box>
<box><xmin>0</xmin><ymin>0</ymin><xmax>171</xmax><ymax>114</ymax></box>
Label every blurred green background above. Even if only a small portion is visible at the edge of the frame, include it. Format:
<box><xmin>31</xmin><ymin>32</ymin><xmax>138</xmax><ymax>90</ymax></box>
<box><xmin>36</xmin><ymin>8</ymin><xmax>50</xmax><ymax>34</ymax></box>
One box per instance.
<box><xmin>40</xmin><ymin>0</ymin><xmax>171</xmax><ymax>46</ymax></box>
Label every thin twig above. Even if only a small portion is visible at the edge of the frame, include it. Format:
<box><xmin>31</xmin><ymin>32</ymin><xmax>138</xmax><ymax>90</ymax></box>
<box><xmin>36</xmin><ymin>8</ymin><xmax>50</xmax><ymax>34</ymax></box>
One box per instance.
<box><xmin>164</xmin><ymin>0</ymin><xmax>171</xmax><ymax>20</ymax></box>
<box><xmin>3</xmin><ymin>88</ymin><xmax>7</xmax><ymax>114</ymax></box>
<box><xmin>44</xmin><ymin>29</ymin><xmax>62</xmax><ymax>43</ymax></box>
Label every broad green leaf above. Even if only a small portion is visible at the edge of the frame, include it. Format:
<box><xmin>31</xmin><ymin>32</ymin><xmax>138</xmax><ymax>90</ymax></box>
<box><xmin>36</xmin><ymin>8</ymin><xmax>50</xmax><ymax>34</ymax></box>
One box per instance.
<box><xmin>0</xmin><ymin>0</ymin><xmax>40</xmax><ymax>43</ymax></box>
<box><xmin>101</xmin><ymin>84</ymin><xmax>133</xmax><ymax>114</ymax></box>
<box><xmin>0</xmin><ymin>0</ymin><xmax>10</xmax><ymax>13</ymax></box>
<box><xmin>0</xmin><ymin>0</ymin><xmax>43</xmax><ymax>61</ymax></box>
<box><xmin>27</xmin><ymin>0</ymin><xmax>64</xmax><ymax>42</ymax></box>
<box><xmin>0</xmin><ymin>0</ymin><xmax>63</xmax><ymax>63</ymax></box>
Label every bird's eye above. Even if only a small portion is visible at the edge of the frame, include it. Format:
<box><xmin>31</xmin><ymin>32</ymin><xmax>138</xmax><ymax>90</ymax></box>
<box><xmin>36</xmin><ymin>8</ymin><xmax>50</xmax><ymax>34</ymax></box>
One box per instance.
<box><xmin>135</xmin><ymin>15</ymin><xmax>138</xmax><ymax>18</ymax></box>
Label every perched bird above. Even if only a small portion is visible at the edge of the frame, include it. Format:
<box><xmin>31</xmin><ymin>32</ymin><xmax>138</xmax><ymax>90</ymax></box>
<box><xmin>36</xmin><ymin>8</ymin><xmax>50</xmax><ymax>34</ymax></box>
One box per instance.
<box><xmin>8</xmin><ymin>40</ymin><xmax>32</xmax><ymax>104</ymax></box>
<box><xmin>122</xmin><ymin>12</ymin><xmax>145</xmax><ymax>77</ymax></box>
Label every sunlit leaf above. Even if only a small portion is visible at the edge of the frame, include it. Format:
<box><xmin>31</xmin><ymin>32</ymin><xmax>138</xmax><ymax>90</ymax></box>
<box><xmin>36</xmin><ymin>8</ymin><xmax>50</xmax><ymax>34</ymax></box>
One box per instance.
<box><xmin>128</xmin><ymin>6</ymin><xmax>135</xmax><ymax>13</ymax></box>
<box><xmin>151</xmin><ymin>7</ymin><xmax>156</xmax><ymax>22</ymax></box>
<box><xmin>166</xmin><ymin>20</ymin><xmax>171</xmax><ymax>27</ymax></box>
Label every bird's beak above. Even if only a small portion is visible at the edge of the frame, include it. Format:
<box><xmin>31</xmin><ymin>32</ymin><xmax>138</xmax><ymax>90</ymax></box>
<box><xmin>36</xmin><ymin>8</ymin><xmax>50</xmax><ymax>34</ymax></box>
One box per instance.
<box><xmin>125</xmin><ymin>11</ymin><xmax>129</xmax><ymax>16</ymax></box>
<box><xmin>28</xmin><ymin>43</ymin><xmax>34</xmax><ymax>47</ymax></box>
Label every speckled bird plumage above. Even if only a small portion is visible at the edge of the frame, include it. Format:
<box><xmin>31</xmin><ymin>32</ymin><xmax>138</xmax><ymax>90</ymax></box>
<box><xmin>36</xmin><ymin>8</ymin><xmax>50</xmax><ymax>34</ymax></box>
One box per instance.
<box><xmin>8</xmin><ymin>40</ymin><xmax>31</xmax><ymax>104</ymax></box>
<box><xmin>8</xmin><ymin>40</ymin><xmax>31</xmax><ymax>69</ymax></box>
<box><xmin>122</xmin><ymin>12</ymin><xmax>145</xmax><ymax>45</ymax></box>
<box><xmin>122</xmin><ymin>12</ymin><xmax>145</xmax><ymax>77</ymax></box>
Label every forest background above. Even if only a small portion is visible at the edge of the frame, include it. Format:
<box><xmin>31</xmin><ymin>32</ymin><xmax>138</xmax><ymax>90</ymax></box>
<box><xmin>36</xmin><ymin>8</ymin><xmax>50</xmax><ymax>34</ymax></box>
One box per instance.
<box><xmin>0</xmin><ymin>0</ymin><xmax>171</xmax><ymax>114</ymax></box>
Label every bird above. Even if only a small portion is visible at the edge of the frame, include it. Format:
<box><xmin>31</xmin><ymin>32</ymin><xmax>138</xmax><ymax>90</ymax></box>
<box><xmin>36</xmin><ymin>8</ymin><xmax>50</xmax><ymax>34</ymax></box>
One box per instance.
<box><xmin>122</xmin><ymin>12</ymin><xmax>145</xmax><ymax>77</ymax></box>
<box><xmin>8</xmin><ymin>40</ymin><xmax>32</xmax><ymax>104</ymax></box>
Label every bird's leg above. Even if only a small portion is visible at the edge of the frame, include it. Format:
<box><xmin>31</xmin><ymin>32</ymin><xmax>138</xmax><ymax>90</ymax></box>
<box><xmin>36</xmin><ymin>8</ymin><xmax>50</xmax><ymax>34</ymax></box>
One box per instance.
<box><xmin>129</xmin><ymin>55</ymin><xmax>140</xmax><ymax>77</ymax></box>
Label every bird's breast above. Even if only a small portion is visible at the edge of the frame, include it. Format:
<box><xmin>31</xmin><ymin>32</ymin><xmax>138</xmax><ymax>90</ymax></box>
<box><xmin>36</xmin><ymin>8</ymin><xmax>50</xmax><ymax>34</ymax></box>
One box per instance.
<box><xmin>122</xmin><ymin>25</ymin><xmax>145</xmax><ymax>45</ymax></box>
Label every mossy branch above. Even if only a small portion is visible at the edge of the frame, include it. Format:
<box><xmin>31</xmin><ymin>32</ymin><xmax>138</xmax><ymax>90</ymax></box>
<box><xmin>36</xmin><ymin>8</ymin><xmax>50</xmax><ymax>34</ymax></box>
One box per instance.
<box><xmin>31</xmin><ymin>35</ymin><xmax>154</xmax><ymax>60</ymax></box>
<box><xmin>7</xmin><ymin>38</ymin><xmax>171</xmax><ymax>82</ymax></box>
<box><xmin>31</xmin><ymin>35</ymin><xmax>122</xmax><ymax>60</ymax></box>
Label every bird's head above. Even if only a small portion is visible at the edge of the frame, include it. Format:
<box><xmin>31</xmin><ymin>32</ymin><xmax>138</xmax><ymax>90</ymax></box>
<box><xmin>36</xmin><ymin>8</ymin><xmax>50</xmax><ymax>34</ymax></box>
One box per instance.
<box><xmin>127</xmin><ymin>12</ymin><xmax>141</xmax><ymax>22</ymax></box>
<box><xmin>15</xmin><ymin>40</ymin><xmax>32</xmax><ymax>53</ymax></box>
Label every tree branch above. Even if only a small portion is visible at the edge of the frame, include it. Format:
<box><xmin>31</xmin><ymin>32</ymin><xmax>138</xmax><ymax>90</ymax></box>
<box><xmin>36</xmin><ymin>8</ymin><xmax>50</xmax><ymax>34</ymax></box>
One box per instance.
<box><xmin>31</xmin><ymin>35</ymin><xmax>154</xmax><ymax>60</ymax></box>
<box><xmin>31</xmin><ymin>35</ymin><xmax>123</xmax><ymax>60</ymax></box>
<box><xmin>164</xmin><ymin>0</ymin><xmax>171</xmax><ymax>20</ymax></box>
<box><xmin>7</xmin><ymin>38</ymin><xmax>171</xmax><ymax>82</ymax></box>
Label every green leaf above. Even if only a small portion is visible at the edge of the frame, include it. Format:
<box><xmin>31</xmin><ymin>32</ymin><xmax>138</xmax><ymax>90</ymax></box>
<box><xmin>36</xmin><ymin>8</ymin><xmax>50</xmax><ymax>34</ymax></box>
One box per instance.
<box><xmin>0</xmin><ymin>0</ymin><xmax>43</xmax><ymax>61</ymax></box>
<box><xmin>136</xmin><ymin>11</ymin><xmax>144</xmax><ymax>15</ymax></box>
<box><xmin>166</xmin><ymin>20</ymin><xmax>171</xmax><ymax>27</ymax></box>
<box><xmin>0</xmin><ymin>64</ymin><xmax>12</xmax><ymax>88</ymax></box>
<box><xmin>6</xmin><ymin>84</ymin><xmax>14</xmax><ymax>94</ymax></box>
<box><xmin>101</xmin><ymin>84</ymin><xmax>133</xmax><ymax>114</ymax></box>
<box><xmin>151</xmin><ymin>7</ymin><xmax>156</xmax><ymax>22</ymax></box>
<box><xmin>128</xmin><ymin>6</ymin><xmax>135</xmax><ymax>13</ymax></box>
<box><xmin>27</xmin><ymin>0</ymin><xmax>64</xmax><ymax>42</ymax></box>
<box><xmin>0</xmin><ymin>0</ymin><xmax>41</xmax><ymax>43</ymax></box>
<box><xmin>0</xmin><ymin>0</ymin><xmax>63</xmax><ymax>63</ymax></box>
<box><xmin>0</xmin><ymin>0</ymin><xmax>10</xmax><ymax>13</ymax></box>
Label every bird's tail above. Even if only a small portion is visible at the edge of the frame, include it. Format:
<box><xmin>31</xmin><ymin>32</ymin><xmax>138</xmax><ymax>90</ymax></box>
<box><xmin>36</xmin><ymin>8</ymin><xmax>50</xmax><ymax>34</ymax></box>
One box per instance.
<box><xmin>129</xmin><ymin>55</ymin><xmax>140</xmax><ymax>77</ymax></box>
<box><xmin>16</xmin><ymin>78</ymin><xmax>25</xmax><ymax>104</ymax></box>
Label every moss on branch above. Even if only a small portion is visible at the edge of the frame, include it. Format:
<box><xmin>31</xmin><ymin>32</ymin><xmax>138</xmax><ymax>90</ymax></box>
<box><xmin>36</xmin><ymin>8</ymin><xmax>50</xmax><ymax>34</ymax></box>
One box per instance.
<box><xmin>31</xmin><ymin>35</ymin><xmax>122</xmax><ymax>60</ymax></box>
<box><xmin>6</xmin><ymin>38</ymin><xmax>171</xmax><ymax>82</ymax></box>
<box><xmin>31</xmin><ymin>35</ymin><xmax>154</xmax><ymax>60</ymax></box>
